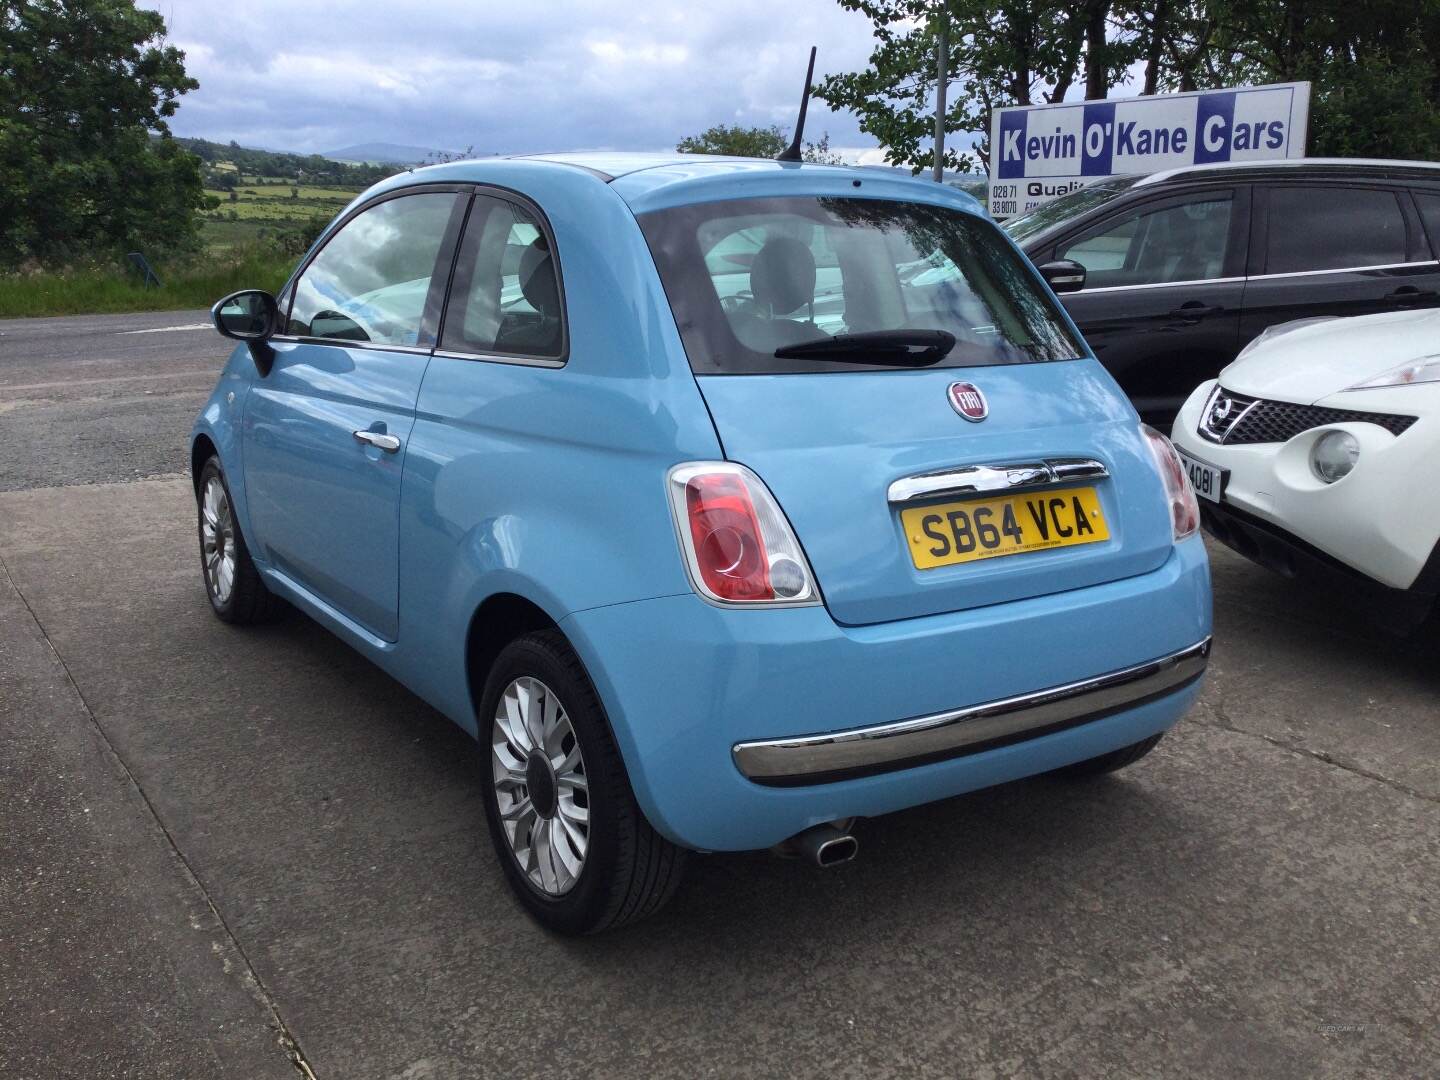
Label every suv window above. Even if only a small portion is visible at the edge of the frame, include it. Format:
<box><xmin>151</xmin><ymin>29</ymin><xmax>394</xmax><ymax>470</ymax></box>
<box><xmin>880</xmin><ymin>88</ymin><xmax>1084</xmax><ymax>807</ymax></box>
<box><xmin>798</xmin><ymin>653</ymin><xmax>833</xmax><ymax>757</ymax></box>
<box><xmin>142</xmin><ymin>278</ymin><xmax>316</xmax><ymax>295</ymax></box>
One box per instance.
<box><xmin>287</xmin><ymin>192</ymin><xmax>457</xmax><ymax>347</ymax></box>
<box><xmin>1001</xmin><ymin>175</ymin><xmax>1141</xmax><ymax>243</ymax></box>
<box><xmin>1264</xmin><ymin>186</ymin><xmax>1407</xmax><ymax>274</ymax></box>
<box><xmin>440</xmin><ymin>195</ymin><xmax>563</xmax><ymax>358</ymax></box>
<box><xmin>639</xmin><ymin>196</ymin><xmax>1082</xmax><ymax>375</ymax></box>
<box><xmin>1057</xmin><ymin>195</ymin><xmax>1233</xmax><ymax>288</ymax></box>
<box><xmin>1414</xmin><ymin>192</ymin><xmax>1440</xmax><ymax>259</ymax></box>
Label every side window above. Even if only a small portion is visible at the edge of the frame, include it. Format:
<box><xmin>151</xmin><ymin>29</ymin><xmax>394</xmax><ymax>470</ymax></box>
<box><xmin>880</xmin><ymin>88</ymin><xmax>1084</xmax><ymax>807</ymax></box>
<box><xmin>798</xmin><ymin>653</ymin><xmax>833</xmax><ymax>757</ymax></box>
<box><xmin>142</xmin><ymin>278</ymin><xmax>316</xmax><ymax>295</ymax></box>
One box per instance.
<box><xmin>287</xmin><ymin>192</ymin><xmax>457</xmax><ymax>347</ymax></box>
<box><xmin>1264</xmin><ymin>187</ymin><xmax>1406</xmax><ymax>274</ymax></box>
<box><xmin>440</xmin><ymin>195</ymin><xmax>564</xmax><ymax>359</ymax></box>
<box><xmin>1414</xmin><ymin>192</ymin><xmax>1440</xmax><ymax>259</ymax></box>
<box><xmin>1057</xmin><ymin>195</ymin><xmax>1233</xmax><ymax>288</ymax></box>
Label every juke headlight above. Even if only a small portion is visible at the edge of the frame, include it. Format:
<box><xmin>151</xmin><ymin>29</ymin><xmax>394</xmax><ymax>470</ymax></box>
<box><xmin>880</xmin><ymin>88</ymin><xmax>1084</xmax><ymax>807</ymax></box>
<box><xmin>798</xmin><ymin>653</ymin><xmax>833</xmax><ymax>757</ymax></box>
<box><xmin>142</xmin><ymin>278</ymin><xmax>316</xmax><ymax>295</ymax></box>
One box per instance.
<box><xmin>1345</xmin><ymin>354</ymin><xmax>1440</xmax><ymax>390</ymax></box>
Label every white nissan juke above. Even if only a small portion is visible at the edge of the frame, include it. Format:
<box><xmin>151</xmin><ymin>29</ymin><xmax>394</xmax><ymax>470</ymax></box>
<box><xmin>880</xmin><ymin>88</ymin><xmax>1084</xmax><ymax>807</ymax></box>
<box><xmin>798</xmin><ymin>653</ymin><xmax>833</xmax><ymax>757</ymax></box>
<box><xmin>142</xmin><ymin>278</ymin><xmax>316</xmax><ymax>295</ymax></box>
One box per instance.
<box><xmin>1172</xmin><ymin>309</ymin><xmax>1440</xmax><ymax>629</ymax></box>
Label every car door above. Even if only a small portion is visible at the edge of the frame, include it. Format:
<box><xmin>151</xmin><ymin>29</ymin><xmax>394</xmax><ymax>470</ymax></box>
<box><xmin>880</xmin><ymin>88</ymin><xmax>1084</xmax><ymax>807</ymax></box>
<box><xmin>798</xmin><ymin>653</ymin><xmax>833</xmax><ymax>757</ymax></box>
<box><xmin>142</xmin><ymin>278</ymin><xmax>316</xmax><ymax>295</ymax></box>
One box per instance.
<box><xmin>1046</xmin><ymin>185</ymin><xmax>1249</xmax><ymax>421</ymax></box>
<box><xmin>243</xmin><ymin>186</ymin><xmax>467</xmax><ymax>641</ymax></box>
<box><xmin>1239</xmin><ymin>182</ymin><xmax>1440</xmax><ymax>349</ymax></box>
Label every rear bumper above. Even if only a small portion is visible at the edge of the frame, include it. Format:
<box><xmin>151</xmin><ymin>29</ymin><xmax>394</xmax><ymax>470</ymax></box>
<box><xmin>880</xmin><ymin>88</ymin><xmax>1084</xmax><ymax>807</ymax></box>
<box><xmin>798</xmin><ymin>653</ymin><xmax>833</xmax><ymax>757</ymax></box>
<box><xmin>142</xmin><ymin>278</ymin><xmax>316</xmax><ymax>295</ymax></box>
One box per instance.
<box><xmin>733</xmin><ymin>638</ymin><xmax>1209</xmax><ymax>785</ymax></box>
<box><xmin>562</xmin><ymin>536</ymin><xmax>1211</xmax><ymax>852</ymax></box>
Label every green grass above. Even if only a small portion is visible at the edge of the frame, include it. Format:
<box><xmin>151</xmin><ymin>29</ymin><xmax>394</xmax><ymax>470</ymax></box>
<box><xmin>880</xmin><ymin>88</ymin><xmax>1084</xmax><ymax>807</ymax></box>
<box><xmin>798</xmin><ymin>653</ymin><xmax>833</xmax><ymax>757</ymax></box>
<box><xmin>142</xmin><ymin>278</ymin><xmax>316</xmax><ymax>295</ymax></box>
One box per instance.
<box><xmin>0</xmin><ymin>247</ymin><xmax>295</xmax><ymax>318</ymax></box>
<box><xmin>199</xmin><ymin>217</ymin><xmax>274</xmax><ymax>251</ymax></box>
<box><xmin>195</xmin><ymin>177</ymin><xmax>357</xmax><ymax>252</ymax></box>
<box><xmin>209</xmin><ymin>199</ymin><xmax>341</xmax><ymax>222</ymax></box>
<box><xmin>204</xmin><ymin>181</ymin><xmax>357</xmax><ymax>224</ymax></box>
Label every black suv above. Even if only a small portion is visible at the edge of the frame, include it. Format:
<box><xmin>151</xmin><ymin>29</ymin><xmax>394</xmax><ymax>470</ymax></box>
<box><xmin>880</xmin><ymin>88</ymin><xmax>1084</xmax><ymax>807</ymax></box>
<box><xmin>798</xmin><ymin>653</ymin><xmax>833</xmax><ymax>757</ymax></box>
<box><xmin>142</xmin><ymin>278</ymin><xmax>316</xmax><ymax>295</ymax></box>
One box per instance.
<box><xmin>1004</xmin><ymin>159</ymin><xmax>1440</xmax><ymax>422</ymax></box>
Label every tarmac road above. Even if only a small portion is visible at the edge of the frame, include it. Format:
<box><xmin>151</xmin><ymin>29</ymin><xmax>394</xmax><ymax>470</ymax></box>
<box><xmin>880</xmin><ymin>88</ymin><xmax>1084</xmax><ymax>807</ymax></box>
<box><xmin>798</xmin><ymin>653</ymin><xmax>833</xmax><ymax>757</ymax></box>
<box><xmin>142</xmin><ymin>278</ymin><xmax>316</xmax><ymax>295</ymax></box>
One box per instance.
<box><xmin>1</xmin><ymin>311</ymin><xmax>1436</xmax><ymax>1078</ymax></box>
<box><xmin>0</xmin><ymin>309</ymin><xmax>225</xmax><ymax>491</ymax></box>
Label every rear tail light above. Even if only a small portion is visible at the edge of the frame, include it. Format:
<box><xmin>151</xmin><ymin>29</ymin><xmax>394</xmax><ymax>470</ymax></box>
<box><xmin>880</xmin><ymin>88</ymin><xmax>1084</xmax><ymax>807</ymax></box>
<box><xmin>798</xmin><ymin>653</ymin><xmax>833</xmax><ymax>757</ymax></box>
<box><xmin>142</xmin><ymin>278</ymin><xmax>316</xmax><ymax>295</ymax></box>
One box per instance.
<box><xmin>667</xmin><ymin>462</ymin><xmax>819</xmax><ymax>606</ymax></box>
<box><xmin>1141</xmin><ymin>425</ymin><xmax>1200</xmax><ymax>541</ymax></box>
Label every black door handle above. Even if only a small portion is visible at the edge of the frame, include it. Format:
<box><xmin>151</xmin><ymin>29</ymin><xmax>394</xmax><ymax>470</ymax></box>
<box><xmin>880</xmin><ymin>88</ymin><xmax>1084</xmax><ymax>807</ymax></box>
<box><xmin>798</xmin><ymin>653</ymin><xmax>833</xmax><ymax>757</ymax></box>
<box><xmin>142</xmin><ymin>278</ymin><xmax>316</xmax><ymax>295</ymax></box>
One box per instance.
<box><xmin>1166</xmin><ymin>301</ymin><xmax>1224</xmax><ymax>320</ymax></box>
<box><xmin>1386</xmin><ymin>286</ymin><xmax>1438</xmax><ymax>304</ymax></box>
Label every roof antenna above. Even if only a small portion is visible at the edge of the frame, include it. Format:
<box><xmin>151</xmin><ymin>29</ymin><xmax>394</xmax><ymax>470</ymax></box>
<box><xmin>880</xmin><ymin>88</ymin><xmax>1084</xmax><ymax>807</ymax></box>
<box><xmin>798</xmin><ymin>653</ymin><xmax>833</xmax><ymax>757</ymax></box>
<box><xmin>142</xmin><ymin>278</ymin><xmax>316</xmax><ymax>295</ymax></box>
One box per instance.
<box><xmin>776</xmin><ymin>46</ymin><xmax>817</xmax><ymax>163</ymax></box>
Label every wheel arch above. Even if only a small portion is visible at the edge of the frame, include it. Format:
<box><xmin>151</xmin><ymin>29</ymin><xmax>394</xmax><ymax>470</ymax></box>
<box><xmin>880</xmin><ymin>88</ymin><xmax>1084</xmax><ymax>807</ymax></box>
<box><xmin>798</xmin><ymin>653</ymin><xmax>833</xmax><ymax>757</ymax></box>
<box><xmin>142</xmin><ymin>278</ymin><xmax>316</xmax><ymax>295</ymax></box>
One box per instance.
<box><xmin>191</xmin><ymin>432</ymin><xmax>218</xmax><ymax>492</ymax></box>
<box><xmin>461</xmin><ymin>590</ymin><xmax>647</xmax><ymax>795</ymax></box>
<box><xmin>464</xmin><ymin>592</ymin><xmax>562</xmax><ymax>721</ymax></box>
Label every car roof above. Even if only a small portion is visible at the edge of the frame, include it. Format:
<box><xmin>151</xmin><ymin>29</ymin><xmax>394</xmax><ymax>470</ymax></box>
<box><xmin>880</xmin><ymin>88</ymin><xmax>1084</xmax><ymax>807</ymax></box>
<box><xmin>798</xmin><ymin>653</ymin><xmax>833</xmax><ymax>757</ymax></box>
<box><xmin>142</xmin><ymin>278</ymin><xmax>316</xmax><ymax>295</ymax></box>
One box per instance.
<box><xmin>388</xmin><ymin>151</ymin><xmax>986</xmax><ymax>218</ymax></box>
<box><xmin>509</xmin><ymin>151</ymin><xmax>755</xmax><ymax>180</ymax></box>
<box><xmin>1135</xmin><ymin>157</ymin><xmax>1440</xmax><ymax>188</ymax></box>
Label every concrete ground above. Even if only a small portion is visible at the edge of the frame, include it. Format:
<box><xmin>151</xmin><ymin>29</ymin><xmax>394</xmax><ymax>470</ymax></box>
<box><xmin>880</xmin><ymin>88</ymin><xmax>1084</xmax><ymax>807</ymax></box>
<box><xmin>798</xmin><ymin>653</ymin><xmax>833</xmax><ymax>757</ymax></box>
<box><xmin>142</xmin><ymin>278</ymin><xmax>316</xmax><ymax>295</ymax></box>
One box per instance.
<box><xmin>1</xmin><ymin>312</ymin><xmax>1436</xmax><ymax>1078</ymax></box>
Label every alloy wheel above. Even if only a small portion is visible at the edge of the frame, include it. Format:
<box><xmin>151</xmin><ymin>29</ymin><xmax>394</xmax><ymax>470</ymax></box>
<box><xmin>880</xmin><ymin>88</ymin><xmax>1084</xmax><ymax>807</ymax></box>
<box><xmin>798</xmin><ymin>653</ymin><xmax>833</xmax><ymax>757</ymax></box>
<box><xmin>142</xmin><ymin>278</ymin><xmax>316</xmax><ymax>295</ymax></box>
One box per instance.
<box><xmin>491</xmin><ymin>676</ymin><xmax>590</xmax><ymax>896</ymax></box>
<box><xmin>200</xmin><ymin>475</ymin><xmax>237</xmax><ymax>605</ymax></box>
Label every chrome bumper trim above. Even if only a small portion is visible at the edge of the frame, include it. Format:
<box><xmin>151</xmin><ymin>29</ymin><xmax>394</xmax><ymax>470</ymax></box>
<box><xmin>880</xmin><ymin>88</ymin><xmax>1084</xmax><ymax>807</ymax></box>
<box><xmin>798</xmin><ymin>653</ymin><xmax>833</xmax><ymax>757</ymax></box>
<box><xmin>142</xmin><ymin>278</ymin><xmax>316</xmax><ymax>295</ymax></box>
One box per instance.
<box><xmin>887</xmin><ymin>458</ymin><xmax>1109</xmax><ymax>504</ymax></box>
<box><xmin>732</xmin><ymin>638</ymin><xmax>1211</xmax><ymax>785</ymax></box>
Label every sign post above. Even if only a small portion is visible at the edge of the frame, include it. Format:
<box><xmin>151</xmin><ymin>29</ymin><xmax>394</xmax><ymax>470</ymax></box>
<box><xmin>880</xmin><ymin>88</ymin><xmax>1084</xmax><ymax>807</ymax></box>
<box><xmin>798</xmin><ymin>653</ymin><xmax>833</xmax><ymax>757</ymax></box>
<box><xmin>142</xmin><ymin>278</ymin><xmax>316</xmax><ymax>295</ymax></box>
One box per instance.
<box><xmin>932</xmin><ymin>15</ymin><xmax>947</xmax><ymax>184</ymax></box>
<box><xmin>127</xmin><ymin>251</ymin><xmax>163</xmax><ymax>289</ymax></box>
<box><xmin>987</xmin><ymin>82</ymin><xmax>1310</xmax><ymax>220</ymax></box>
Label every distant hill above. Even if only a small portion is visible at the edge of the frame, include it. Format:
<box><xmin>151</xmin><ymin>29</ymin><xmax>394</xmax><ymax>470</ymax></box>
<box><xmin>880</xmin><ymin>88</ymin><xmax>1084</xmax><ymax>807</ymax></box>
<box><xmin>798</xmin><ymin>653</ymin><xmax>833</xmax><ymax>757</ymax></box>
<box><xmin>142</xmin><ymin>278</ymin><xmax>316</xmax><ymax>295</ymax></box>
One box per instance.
<box><xmin>176</xmin><ymin>136</ymin><xmax>400</xmax><ymax>188</ymax></box>
<box><xmin>322</xmin><ymin>142</ymin><xmax>445</xmax><ymax>165</ymax></box>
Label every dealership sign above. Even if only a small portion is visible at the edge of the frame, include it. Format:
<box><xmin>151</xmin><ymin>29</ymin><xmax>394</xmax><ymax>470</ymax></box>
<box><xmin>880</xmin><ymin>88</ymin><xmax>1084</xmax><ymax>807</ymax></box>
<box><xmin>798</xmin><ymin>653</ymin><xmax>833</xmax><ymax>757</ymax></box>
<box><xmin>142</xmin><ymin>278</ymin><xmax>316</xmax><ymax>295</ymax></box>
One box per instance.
<box><xmin>987</xmin><ymin>82</ymin><xmax>1310</xmax><ymax>219</ymax></box>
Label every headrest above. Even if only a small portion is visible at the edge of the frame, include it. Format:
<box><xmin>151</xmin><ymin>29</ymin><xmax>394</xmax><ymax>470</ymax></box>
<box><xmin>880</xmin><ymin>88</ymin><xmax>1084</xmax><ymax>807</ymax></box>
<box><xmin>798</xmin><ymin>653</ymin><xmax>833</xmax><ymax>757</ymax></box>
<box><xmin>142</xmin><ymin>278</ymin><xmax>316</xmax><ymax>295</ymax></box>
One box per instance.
<box><xmin>519</xmin><ymin>240</ymin><xmax>559</xmax><ymax>316</ymax></box>
<box><xmin>749</xmin><ymin>236</ymin><xmax>816</xmax><ymax>315</ymax></box>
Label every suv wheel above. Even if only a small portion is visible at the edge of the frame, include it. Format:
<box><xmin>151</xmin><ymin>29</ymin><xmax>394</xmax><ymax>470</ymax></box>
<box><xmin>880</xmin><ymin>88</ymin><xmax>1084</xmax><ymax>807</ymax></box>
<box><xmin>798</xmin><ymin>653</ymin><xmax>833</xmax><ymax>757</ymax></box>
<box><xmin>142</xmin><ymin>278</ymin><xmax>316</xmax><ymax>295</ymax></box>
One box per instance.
<box><xmin>479</xmin><ymin>630</ymin><xmax>686</xmax><ymax>934</ymax></box>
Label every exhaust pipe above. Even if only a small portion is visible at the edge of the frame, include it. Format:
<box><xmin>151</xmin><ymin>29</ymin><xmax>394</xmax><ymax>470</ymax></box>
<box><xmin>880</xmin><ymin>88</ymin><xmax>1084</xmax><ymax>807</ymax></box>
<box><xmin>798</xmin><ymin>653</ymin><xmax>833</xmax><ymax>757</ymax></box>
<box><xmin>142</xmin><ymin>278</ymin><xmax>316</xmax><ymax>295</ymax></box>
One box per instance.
<box><xmin>783</xmin><ymin>822</ymin><xmax>859</xmax><ymax>868</ymax></box>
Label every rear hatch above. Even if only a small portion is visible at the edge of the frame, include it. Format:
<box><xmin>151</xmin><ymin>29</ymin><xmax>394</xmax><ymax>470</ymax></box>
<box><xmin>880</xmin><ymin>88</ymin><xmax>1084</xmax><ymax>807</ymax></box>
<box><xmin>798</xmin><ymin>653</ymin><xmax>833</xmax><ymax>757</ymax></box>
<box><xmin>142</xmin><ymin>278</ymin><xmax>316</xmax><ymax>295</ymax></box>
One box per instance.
<box><xmin>638</xmin><ymin>189</ymin><xmax>1174</xmax><ymax>626</ymax></box>
<box><xmin>696</xmin><ymin>362</ymin><xmax>1174</xmax><ymax>625</ymax></box>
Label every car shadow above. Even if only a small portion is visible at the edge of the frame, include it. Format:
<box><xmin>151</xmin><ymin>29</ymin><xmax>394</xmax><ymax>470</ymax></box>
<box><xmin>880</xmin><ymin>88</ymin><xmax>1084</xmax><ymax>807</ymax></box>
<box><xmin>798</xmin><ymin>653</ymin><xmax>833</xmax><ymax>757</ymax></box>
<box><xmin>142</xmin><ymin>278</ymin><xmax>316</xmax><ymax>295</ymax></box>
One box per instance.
<box><xmin>248</xmin><ymin>599</ymin><xmax>1215</xmax><ymax>954</ymax></box>
<box><xmin>1206</xmin><ymin>539</ymin><xmax>1440</xmax><ymax>684</ymax></box>
<box><xmin>623</xmin><ymin>773</ymin><xmax>1198</xmax><ymax>947</ymax></box>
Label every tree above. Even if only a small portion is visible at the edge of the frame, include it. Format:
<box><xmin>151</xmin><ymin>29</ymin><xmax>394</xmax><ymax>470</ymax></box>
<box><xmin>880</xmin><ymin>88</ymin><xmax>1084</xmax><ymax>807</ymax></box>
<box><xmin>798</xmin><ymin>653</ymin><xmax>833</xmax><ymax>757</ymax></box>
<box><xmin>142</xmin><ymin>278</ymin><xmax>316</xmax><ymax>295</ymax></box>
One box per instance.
<box><xmin>425</xmin><ymin>144</ymin><xmax>477</xmax><ymax>165</ymax></box>
<box><xmin>676</xmin><ymin>124</ymin><xmax>848</xmax><ymax>163</ymax></box>
<box><xmin>1160</xmin><ymin>0</ymin><xmax>1440</xmax><ymax>158</ymax></box>
<box><xmin>802</xmin><ymin>133</ymin><xmax>847</xmax><ymax>165</ymax></box>
<box><xmin>816</xmin><ymin>1</ymin><xmax>1142</xmax><ymax>174</ymax></box>
<box><xmin>0</xmin><ymin>0</ymin><xmax>208</xmax><ymax>267</ymax></box>
<box><xmin>678</xmin><ymin>123</ymin><xmax>790</xmax><ymax>158</ymax></box>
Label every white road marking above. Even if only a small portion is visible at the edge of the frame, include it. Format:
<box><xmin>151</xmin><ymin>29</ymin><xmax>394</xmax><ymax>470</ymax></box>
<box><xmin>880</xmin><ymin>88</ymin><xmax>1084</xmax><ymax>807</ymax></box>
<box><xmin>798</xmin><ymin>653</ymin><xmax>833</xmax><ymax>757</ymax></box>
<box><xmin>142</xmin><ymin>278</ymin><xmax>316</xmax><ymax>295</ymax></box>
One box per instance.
<box><xmin>117</xmin><ymin>323</ymin><xmax>211</xmax><ymax>335</ymax></box>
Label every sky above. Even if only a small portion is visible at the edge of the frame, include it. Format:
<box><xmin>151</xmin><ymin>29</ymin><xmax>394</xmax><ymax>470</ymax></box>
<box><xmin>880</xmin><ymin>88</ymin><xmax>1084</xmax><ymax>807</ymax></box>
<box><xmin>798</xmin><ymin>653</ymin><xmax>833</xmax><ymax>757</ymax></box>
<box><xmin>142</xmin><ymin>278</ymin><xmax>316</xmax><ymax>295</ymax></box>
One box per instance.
<box><xmin>145</xmin><ymin>0</ymin><xmax>893</xmax><ymax>161</ymax></box>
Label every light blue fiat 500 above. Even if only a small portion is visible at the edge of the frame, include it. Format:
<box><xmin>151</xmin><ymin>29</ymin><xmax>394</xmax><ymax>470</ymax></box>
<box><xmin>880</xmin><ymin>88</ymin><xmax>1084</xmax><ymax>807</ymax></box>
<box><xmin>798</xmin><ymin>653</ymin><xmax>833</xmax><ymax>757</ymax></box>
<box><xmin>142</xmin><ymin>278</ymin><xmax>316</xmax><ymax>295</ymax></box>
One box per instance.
<box><xmin>196</xmin><ymin>153</ymin><xmax>1212</xmax><ymax>934</ymax></box>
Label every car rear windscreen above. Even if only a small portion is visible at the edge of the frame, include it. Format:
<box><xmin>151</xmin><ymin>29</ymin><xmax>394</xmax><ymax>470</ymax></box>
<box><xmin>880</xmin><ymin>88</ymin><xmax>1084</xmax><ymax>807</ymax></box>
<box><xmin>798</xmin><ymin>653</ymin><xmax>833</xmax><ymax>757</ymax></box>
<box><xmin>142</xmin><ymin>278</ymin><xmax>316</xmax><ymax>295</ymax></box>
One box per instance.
<box><xmin>638</xmin><ymin>196</ymin><xmax>1084</xmax><ymax>375</ymax></box>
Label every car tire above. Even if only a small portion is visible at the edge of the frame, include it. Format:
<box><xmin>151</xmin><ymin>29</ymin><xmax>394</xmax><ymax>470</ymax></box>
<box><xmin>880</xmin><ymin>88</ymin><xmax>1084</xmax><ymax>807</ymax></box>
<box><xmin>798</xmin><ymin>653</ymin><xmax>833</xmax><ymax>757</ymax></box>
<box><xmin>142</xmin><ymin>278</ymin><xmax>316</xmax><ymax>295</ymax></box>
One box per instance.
<box><xmin>479</xmin><ymin>629</ymin><xmax>687</xmax><ymax>934</ymax></box>
<box><xmin>1051</xmin><ymin>732</ymin><xmax>1165</xmax><ymax>778</ymax></box>
<box><xmin>196</xmin><ymin>457</ymin><xmax>277</xmax><ymax>625</ymax></box>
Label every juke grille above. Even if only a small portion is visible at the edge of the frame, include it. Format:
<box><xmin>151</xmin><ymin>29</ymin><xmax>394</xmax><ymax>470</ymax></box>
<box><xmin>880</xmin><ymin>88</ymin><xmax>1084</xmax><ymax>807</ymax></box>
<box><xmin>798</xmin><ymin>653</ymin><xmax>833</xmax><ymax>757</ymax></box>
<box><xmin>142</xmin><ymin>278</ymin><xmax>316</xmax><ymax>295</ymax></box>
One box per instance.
<box><xmin>1198</xmin><ymin>388</ymin><xmax>1417</xmax><ymax>445</ymax></box>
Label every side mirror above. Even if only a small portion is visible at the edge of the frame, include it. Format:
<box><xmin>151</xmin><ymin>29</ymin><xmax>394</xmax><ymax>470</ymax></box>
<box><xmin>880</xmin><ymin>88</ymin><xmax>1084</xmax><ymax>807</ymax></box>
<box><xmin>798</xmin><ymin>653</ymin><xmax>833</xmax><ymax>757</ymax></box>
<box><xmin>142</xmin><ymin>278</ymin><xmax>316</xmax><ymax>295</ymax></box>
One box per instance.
<box><xmin>1037</xmin><ymin>259</ymin><xmax>1086</xmax><ymax>294</ymax></box>
<box><xmin>212</xmin><ymin>289</ymin><xmax>279</xmax><ymax>374</ymax></box>
<box><xmin>212</xmin><ymin>289</ymin><xmax>279</xmax><ymax>340</ymax></box>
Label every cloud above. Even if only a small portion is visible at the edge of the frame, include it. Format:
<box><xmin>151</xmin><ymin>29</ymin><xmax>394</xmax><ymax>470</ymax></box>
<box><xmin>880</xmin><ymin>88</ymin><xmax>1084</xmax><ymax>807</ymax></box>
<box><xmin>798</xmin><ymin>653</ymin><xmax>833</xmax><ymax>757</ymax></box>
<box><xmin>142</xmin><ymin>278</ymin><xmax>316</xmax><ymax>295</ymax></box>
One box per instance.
<box><xmin>143</xmin><ymin>0</ymin><xmax>882</xmax><ymax>156</ymax></box>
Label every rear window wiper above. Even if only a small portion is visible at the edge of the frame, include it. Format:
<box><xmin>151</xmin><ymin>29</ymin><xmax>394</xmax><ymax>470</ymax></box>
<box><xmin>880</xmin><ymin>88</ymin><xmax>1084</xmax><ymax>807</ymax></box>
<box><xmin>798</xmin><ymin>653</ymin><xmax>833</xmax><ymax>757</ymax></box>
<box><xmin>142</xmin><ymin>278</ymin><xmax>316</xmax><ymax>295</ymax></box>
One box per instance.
<box><xmin>773</xmin><ymin>329</ymin><xmax>956</xmax><ymax>366</ymax></box>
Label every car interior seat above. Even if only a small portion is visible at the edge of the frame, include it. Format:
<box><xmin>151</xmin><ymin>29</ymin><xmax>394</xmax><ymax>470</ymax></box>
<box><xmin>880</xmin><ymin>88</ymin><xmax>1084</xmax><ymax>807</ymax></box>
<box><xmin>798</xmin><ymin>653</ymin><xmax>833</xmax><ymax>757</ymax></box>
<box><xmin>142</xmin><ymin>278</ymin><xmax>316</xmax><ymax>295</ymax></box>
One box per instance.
<box><xmin>495</xmin><ymin>239</ymin><xmax>563</xmax><ymax>355</ymax></box>
<box><xmin>725</xmin><ymin>235</ymin><xmax>826</xmax><ymax>352</ymax></box>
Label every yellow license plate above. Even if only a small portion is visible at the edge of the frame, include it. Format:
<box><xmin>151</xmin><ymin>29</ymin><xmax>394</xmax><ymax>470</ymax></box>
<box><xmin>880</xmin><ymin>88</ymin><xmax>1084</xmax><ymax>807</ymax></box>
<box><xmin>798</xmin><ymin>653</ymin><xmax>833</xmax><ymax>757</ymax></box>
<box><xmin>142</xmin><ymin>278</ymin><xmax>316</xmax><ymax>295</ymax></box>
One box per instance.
<box><xmin>900</xmin><ymin>486</ymin><xmax>1109</xmax><ymax>569</ymax></box>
